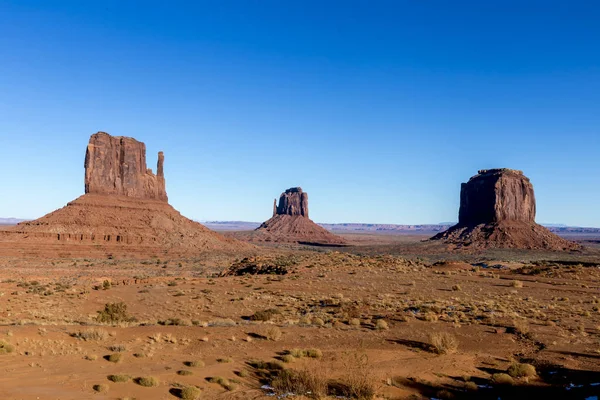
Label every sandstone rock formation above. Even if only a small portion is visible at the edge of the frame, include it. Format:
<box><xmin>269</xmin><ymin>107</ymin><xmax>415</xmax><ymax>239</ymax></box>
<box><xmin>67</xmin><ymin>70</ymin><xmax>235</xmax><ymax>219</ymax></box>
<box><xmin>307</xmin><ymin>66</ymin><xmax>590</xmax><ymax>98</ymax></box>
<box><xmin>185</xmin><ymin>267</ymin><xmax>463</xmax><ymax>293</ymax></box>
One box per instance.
<box><xmin>275</xmin><ymin>187</ymin><xmax>309</xmax><ymax>217</ymax></box>
<box><xmin>458</xmin><ymin>169</ymin><xmax>535</xmax><ymax>225</ymax></box>
<box><xmin>2</xmin><ymin>132</ymin><xmax>249</xmax><ymax>255</ymax></box>
<box><xmin>431</xmin><ymin>169</ymin><xmax>580</xmax><ymax>250</ymax></box>
<box><xmin>84</xmin><ymin>132</ymin><xmax>167</xmax><ymax>201</ymax></box>
<box><xmin>251</xmin><ymin>187</ymin><xmax>347</xmax><ymax>246</ymax></box>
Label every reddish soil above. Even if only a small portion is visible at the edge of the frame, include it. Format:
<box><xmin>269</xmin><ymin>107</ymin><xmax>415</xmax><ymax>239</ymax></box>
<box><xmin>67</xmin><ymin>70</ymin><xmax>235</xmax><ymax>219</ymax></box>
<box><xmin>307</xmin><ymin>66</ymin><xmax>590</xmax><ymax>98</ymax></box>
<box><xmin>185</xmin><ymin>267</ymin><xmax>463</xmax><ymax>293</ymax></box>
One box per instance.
<box><xmin>1</xmin><ymin>233</ymin><xmax>600</xmax><ymax>399</ymax></box>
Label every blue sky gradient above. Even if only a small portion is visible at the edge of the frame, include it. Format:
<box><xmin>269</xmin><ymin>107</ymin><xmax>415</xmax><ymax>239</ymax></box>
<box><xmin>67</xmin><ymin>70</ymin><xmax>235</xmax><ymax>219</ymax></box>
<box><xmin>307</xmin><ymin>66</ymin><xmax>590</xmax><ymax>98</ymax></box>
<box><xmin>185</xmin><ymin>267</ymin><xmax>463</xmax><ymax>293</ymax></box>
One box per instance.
<box><xmin>1</xmin><ymin>1</ymin><xmax>599</xmax><ymax>225</ymax></box>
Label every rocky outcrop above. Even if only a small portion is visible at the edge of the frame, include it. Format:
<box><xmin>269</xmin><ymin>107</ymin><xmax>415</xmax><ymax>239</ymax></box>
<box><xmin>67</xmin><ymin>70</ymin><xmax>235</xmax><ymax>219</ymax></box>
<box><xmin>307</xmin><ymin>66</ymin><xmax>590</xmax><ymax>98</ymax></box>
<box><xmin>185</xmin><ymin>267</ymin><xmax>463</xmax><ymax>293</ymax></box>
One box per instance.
<box><xmin>458</xmin><ymin>169</ymin><xmax>535</xmax><ymax>225</ymax></box>
<box><xmin>275</xmin><ymin>187</ymin><xmax>309</xmax><ymax>217</ymax></box>
<box><xmin>3</xmin><ymin>131</ymin><xmax>251</xmax><ymax>255</ymax></box>
<box><xmin>84</xmin><ymin>132</ymin><xmax>167</xmax><ymax>201</ymax></box>
<box><xmin>432</xmin><ymin>169</ymin><xmax>580</xmax><ymax>251</ymax></box>
<box><xmin>251</xmin><ymin>187</ymin><xmax>346</xmax><ymax>246</ymax></box>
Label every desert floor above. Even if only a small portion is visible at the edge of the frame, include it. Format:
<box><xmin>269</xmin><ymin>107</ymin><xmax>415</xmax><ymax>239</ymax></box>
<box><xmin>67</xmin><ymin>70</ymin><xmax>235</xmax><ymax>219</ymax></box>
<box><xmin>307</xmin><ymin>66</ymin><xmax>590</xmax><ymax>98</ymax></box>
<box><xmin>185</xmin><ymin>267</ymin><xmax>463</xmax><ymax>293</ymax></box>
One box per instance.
<box><xmin>1</xmin><ymin>232</ymin><xmax>600</xmax><ymax>399</ymax></box>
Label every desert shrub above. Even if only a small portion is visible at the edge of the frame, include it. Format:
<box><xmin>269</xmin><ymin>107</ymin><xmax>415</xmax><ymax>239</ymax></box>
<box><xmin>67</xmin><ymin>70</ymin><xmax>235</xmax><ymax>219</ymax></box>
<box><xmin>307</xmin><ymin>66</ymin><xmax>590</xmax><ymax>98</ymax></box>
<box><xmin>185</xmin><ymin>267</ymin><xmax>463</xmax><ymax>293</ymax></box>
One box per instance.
<box><xmin>96</xmin><ymin>302</ymin><xmax>135</xmax><ymax>324</ymax></box>
<box><xmin>208</xmin><ymin>376</ymin><xmax>237</xmax><ymax>391</ymax></box>
<box><xmin>492</xmin><ymin>373</ymin><xmax>514</xmax><ymax>385</ymax></box>
<box><xmin>178</xmin><ymin>386</ymin><xmax>201</xmax><ymax>399</ymax></box>
<box><xmin>236</xmin><ymin>370</ymin><xmax>249</xmax><ymax>378</ymax></box>
<box><xmin>281</xmin><ymin>354</ymin><xmax>295</xmax><ymax>363</ymax></box>
<box><xmin>266</xmin><ymin>326</ymin><xmax>283</xmax><ymax>341</ymax></box>
<box><xmin>71</xmin><ymin>328</ymin><xmax>109</xmax><ymax>341</ymax></box>
<box><xmin>511</xmin><ymin>280</ymin><xmax>524</xmax><ymax>288</ymax></box>
<box><xmin>217</xmin><ymin>357</ymin><xmax>233</xmax><ymax>363</ymax></box>
<box><xmin>511</xmin><ymin>319</ymin><xmax>530</xmax><ymax>335</ymax></box>
<box><xmin>108</xmin><ymin>344</ymin><xmax>126</xmax><ymax>352</ymax></box>
<box><xmin>108</xmin><ymin>374</ymin><xmax>131</xmax><ymax>383</ymax></box>
<box><xmin>349</xmin><ymin>318</ymin><xmax>361</xmax><ymax>327</ymax></box>
<box><xmin>271</xmin><ymin>368</ymin><xmax>327</xmax><ymax>399</ymax></box>
<box><xmin>92</xmin><ymin>384</ymin><xmax>109</xmax><ymax>393</ymax></box>
<box><xmin>507</xmin><ymin>363</ymin><xmax>536</xmax><ymax>378</ymax></box>
<box><xmin>422</xmin><ymin>312</ymin><xmax>438</xmax><ymax>322</ymax></box>
<box><xmin>375</xmin><ymin>320</ymin><xmax>389</xmax><ymax>330</ymax></box>
<box><xmin>312</xmin><ymin>317</ymin><xmax>325</xmax><ymax>326</ymax></box>
<box><xmin>250</xmin><ymin>308</ymin><xmax>281</xmax><ymax>321</ymax></box>
<box><xmin>287</xmin><ymin>348</ymin><xmax>323</xmax><ymax>359</ymax></box>
<box><xmin>105</xmin><ymin>353</ymin><xmax>122</xmax><ymax>363</ymax></box>
<box><xmin>305</xmin><ymin>348</ymin><xmax>323</xmax><ymax>358</ymax></box>
<box><xmin>184</xmin><ymin>360</ymin><xmax>205</xmax><ymax>367</ymax></box>
<box><xmin>177</xmin><ymin>370</ymin><xmax>193</xmax><ymax>376</ymax></box>
<box><xmin>0</xmin><ymin>341</ymin><xmax>15</xmax><ymax>354</ymax></box>
<box><xmin>430</xmin><ymin>332</ymin><xmax>459</xmax><ymax>355</ymax></box>
<box><xmin>452</xmin><ymin>284</ymin><xmax>461</xmax><ymax>291</ymax></box>
<box><xmin>335</xmin><ymin>353</ymin><xmax>377</xmax><ymax>400</ymax></box>
<box><xmin>135</xmin><ymin>376</ymin><xmax>159</xmax><ymax>387</ymax></box>
<box><xmin>158</xmin><ymin>318</ymin><xmax>189</xmax><ymax>326</ymax></box>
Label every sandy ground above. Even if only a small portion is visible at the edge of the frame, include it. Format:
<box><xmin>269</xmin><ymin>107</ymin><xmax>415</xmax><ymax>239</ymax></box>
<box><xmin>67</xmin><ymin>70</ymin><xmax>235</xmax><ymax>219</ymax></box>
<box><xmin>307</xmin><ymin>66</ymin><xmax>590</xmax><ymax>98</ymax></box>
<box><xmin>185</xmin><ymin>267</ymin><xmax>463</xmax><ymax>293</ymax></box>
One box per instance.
<box><xmin>1</xmin><ymin>233</ymin><xmax>600</xmax><ymax>399</ymax></box>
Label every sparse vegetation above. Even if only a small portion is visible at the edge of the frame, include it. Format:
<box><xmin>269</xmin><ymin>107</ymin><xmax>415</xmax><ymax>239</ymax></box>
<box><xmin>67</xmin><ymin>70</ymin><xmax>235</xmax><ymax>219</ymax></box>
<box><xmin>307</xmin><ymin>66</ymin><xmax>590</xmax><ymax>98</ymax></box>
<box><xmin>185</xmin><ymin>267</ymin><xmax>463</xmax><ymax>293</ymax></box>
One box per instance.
<box><xmin>108</xmin><ymin>374</ymin><xmax>131</xmax><ymax>383</ymax></box>
<box><xmin>507</xmin><ymin>363</ymin><xmax>536</xmax><ymax>378</ymax></box>
<box><xmin>71</xmin><ymin>328</ymin><xmax>109</xmax><ymax>341</ymax></box>
<box><xmin>134</xmin><ymin>376</ymin><xmax>159</xmax><ymax>387</ymax></box>
<box><xmin>178</xmin><ymin>386</ymin><xmax>202</xmax><ymax>399</ymax></box>
<box><xmin>492</xmin><ymin>373</ymin><xmax>514</xmax><ymax>385</ymax></box>
<box><xmin>430</xmin><ymin>332</ymin><xmax>459</xmax><ymax>354</ymax></box>
<box><xmin>184</xmin><ymin>360</ymin><xmax>205</xmax><ymax>367</ymax></box>
<box><xmin>250</xmin><ymin>308</ymin><xmax>281</xmax><ymax>321</ymax></box>
<box><xmin>105</xmin><ymin>353</ymin><xmax>123</xmax><ymax>363</ymax></box>
<box><xmin>0</xmin><ymin>341</ymin><xmax>15</xmax><ymax>354</ymax></box>
<box><xmin>96</xmin><ymin>302</ymin><xmax>135</xmax><ymax>324</ymax></box>
<box><xmin>92</xmin><ymin>384</ymin><xmax>109</xmax><ymax>393</ymax></box>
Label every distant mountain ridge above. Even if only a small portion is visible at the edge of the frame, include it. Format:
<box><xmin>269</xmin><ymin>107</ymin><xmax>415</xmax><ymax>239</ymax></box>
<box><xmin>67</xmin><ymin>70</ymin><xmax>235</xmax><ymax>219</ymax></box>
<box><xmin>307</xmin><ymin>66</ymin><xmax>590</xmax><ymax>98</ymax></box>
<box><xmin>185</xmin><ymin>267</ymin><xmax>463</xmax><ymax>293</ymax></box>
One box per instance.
<box><xmin>202</xmin><ymin>221</ymin><xmax>600</xmax><ymax>233</ymax></box>
<box><xmin>0</xmin><ymin>218</ymin><xmax>27</xmax><ymax>225</ymax></box>
<box><xmin>3</xmin><ymin>218</ymin><xmax>599</xmax><ymax>233</ymax></box>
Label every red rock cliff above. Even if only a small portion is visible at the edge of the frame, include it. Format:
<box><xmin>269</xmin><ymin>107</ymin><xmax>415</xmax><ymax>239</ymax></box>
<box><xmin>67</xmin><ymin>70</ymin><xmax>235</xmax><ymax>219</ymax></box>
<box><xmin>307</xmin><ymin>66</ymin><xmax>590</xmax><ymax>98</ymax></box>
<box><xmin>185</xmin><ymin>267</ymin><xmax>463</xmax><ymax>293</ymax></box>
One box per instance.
<box><xmin>275</xmin><ymin>187</ymin><xmax>309</xmax><ymax>218</ymax></box>
<box><xmin>458</xmin><ymin>169</ymin><xmax>535</xmax><ymax>226</ymax></box>
<box><xmin>84</xmin><ymin>132</ymin><xmax>167</xmax><ymax>201</ymax></box>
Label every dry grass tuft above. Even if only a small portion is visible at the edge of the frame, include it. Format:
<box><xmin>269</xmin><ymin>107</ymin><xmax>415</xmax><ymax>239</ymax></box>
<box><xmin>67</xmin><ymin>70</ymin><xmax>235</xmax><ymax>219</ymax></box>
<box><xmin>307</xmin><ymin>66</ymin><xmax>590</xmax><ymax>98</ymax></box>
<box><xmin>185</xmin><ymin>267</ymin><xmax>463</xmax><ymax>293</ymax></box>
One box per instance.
<box><xmin>0</xmin><ymin>341</ymin><xmax>15</xmax><ymax>355</ymax></box>
<box><xmin>134</xmin><ymin>376</ymin><xmax>159</xmax><ymax>387</ymax></box>
<box><xmin>105</xmin><ymin>353</ymin><xmax>123</xmax><ymax>363</ymax></box>
<box><xmin>184</xmin><ymin>360</ymin><xmax>205</xmax><ymax>368</ymax></box>
<box><xmin>92</xmin><ymin>384</ymin><xmax>109</xmax><ymax>393</ymax></box>
<box><xmin>492</xmin><ymin>373</ymin><xmax>514</xmax><ymax>385</ymax></box>
<box><xmin>71</xmin><ymin>328</ymin><xmax>108</xmax><ymax>341</ymax></box>
<box><xmin>507</xmin><ymin>363</ymin><xmax>536</xmax><ymax>378</ymax></box>
<box><xmin>375</xmin><ymin>320</ymin><xmax>389</xmax><ymax>330</ymax></box>
<box><xmin>430</xmin><ymin>332</ymin><xmax>459</xmax><ymax>355</ymax></box>
<box><xmin>108</xmin><ymin>374</ymin><xmax>131</xmax><ymax>383</ymax></box>
<box><xmin>265</xmin><ymin>326</ymin><xmax>283</xmax><ymax>341</ymax></box>
<box><xmin>272</xmin><ymin>368</ymin><xmax>328</xmax><ymax>399</ymax></box>
<box><xmin>178</xmin><ymin>386</ymin><xmax>202</xmax><ymax>399</ymax></box>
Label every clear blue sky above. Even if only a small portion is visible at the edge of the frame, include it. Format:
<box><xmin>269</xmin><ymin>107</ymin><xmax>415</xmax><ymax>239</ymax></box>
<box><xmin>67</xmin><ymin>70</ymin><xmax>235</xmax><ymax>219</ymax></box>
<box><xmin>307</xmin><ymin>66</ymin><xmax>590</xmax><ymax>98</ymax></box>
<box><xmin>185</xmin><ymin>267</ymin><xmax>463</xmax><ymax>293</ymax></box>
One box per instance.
<box><xmin>1</xmin><ymin>1</ymin><xmax>599</xmax><ymax>226</ymax></box>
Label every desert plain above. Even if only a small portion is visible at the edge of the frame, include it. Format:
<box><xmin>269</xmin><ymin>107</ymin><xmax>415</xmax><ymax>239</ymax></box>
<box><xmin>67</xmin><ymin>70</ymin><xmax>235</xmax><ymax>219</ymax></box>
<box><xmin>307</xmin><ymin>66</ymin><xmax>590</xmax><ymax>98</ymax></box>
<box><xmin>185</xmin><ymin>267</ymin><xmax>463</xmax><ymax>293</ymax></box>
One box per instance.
<box><xmin>1</xmin><ymin>133</ymin><xmax>600</xmax><ymax>400</ymax></box>
<box><xmin>1</xmin><ymin>230</ymin><xmax>600</xmax><ymax>400</ymax></box>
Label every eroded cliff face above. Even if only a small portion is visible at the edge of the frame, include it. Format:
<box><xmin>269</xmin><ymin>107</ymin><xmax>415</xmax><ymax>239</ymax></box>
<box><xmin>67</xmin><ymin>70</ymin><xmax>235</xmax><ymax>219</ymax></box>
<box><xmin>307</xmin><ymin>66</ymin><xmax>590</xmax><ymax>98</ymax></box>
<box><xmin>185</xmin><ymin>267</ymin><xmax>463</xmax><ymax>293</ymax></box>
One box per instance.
<box><xmin>432</xmin><ymin>168</ymin><xmax>579</xmax><ymax>250</ymax></box>
<box><xmin>275</xmin><ymin>187</ymin><xmax>309</xmax><ymax>218</ymax></box>
<box><xmin>84</xmin><ymin>132</ymin><xmax>167</xmax><ymax>201</ymax></box>
<box><xmin>458</xmin><ymin>169</ymin><xmax>535</xmax><ymax>226</ymax></box>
